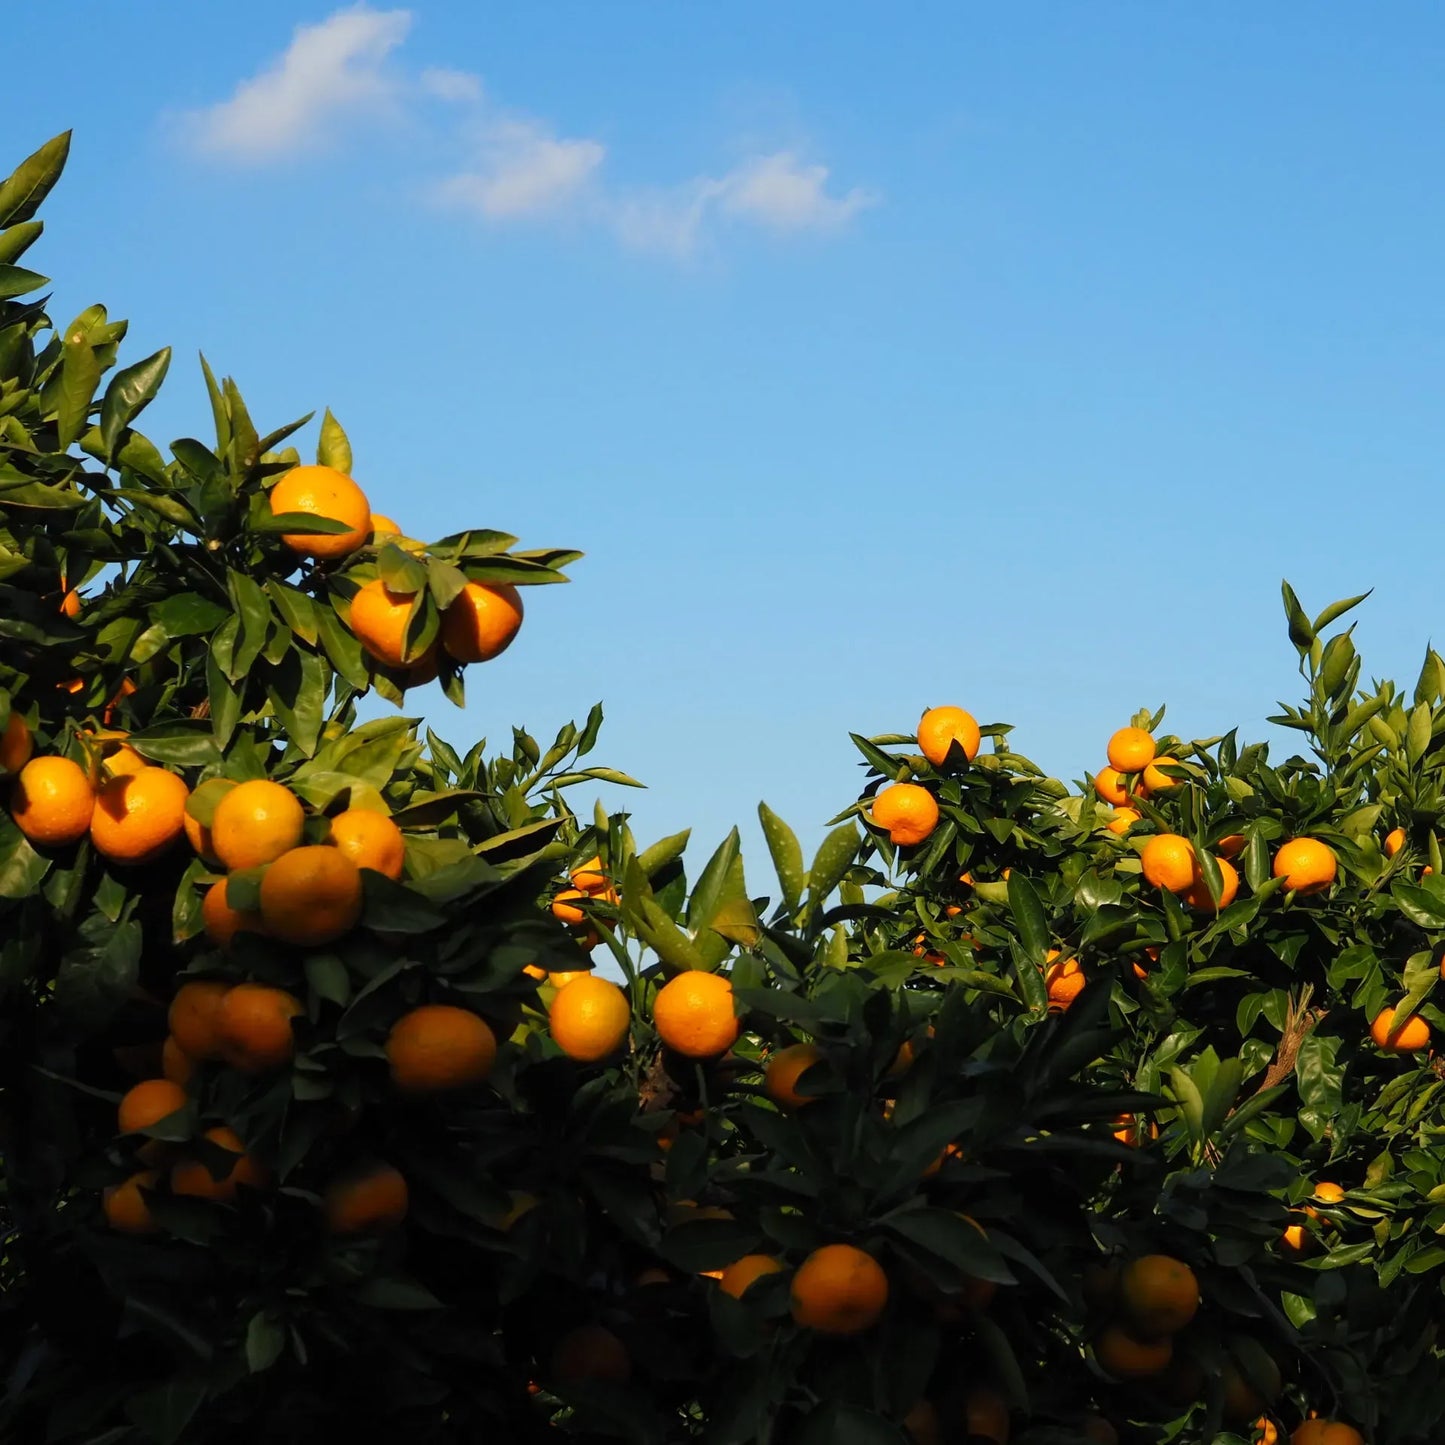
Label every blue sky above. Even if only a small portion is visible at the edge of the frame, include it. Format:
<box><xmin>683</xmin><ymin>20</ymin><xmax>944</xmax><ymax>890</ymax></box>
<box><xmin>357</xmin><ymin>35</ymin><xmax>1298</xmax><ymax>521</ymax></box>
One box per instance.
<box><xmin>10</xmin><ymin>5</ymin><xmax>1445</xmax><ymax>884</ymax></box>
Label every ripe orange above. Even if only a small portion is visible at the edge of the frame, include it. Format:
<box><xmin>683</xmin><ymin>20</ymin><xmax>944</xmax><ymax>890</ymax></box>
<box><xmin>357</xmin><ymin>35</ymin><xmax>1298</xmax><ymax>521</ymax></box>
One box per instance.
<box><xmin>1273</xmin><ymin>838</ymin><xmax>1337</xmax><ymax>894</ymax></box>
<box><xmin>1141</xmin><ymin>834</ymin><xmax>1196</xmax><ymax>892</ymax></box>
<box><xmin>918</xmin><ymin>706</ymin><xmax>982</xmax><ymax>767</ymax></box>
<box><xmin>902</xmin><ymin>1400</ymin><xmax>943</xmax><ymax>1445</ymax></box>
<box><xmin>213</xmin><ymin>984</ymin><xmax>303</xmax><ymax>1073</ymax></box>
<box><xmin>0</xmin><ymin>712</ymin><xmax>33</xmax><ymax>776</ymax></box>
<box><xmin>960</xmin><ymin>1386</ymin><xmax>1011</xmax><ymax>1444</ymax></box>
<box><xmin>258</xmin><ymin>845</ymin><xmax>364</xmax><ymax>947</ymax></box>
<box><xmin>652</xmin><ymin>971</ymin><xmax>740</xmax><ymax>1058</ymax></box>
<box><xmin>1106</xmin><ymin>807</ymin><xmax>1141</xmax><ymax>836</ymax></box>
<box><xmin>170</xmin><ymin>1126</ymin><xmax>270</xmax><ymax>1201</ymax></box>
<box><xmin>1183</xmin><ymin>856</ymin><xmax>1240</xmax><ymax>912</ymax></box>
<box><xmin>1281</xmin><ymin>1221</ymin><xmax>1311</xmax><ymax>1258</ymax></box>
<box><xmin>161</xmin><ymin>1035</ymin><xmax>197</xmax><ymax>1087</ymax></box>
<box><xmin>1118</xmin><ymin>1254</ymin><xmax>1199</xmax><ymax>1336</ymax></box>
<box><xmin>168</xmin><ymin>980</ymin><xmax>233</xmax><ymax>1061</ymax></box>
<box><xmin>269</xmin><ymin>464</ymin><xmax>371</xmax><ymax>560</ymax></box>
<box><xmin>103</xmin><ymin>1170</ymin><xmax>160</xmax><ymax>1233</ymax></box>
<box><xmin>1107</xmin><ymin>727</ymin><xmax>1156</xmax><ymax>773</ymax></box>
<box><xmin>872</xmin><ymin>783</ymin><xmax>940</xmax><ymax>847</ymax></box>
<box><xmin>789</xmin><ymin>1243</ymin><xmax>889</xmax><ymax>1334</ymax></box>
<box><xmin>348</xmin><ymin>579</ymin><xmax>431</xmax><ymax>669</ymax></box>
<box><xmin>183</xmin><ymin>778</ymin><xmax>236</xmax><ymax>865</ymax></box>
<box><xmin>1045</xmin><ymin>954</ymin><xmax>1086</xmax><ymax>1011</ymax></box>
<box><xmin>386</xmin><ymin>1004</ymin><xmax>497</xmax><ymax>1093</ymax></box>
<box><xmin>1313</xmin><ymin>1180</ymin><xmax>1346</xmax><ymax>1205</ymax></box>
<box><xmin>440</xmin><ymin>581</ymin><xmax>524</xmax><ymax>664</ymax></box>
<box><xmin>1218</xmin><ymin>832</ymin><xmax>1247</xmax><ymax>858</ymax></box>
<box><xmin>1385</xmin><ymin>826</ymin><xmax>1406</xmax><ymax>857</ymax></box>
<box><xmin>1371</xmin><ymin>1005</ymin><xmax>1430</xmax><ymax>1053</ymax></box>
<box><xmin>9</xmin><ymin>756</ymin><xmax>94</xmax><ymax>846</ymax></box>
<box><xmin>548</xmin><ymin>975</ymin><xmax>631</xmax><ymax>1062</ymax></box>
<box><xmin>370</xmin><ymin>513</ymin><xmax>402</xmax><ymax>540</ymax></box>
<box><xmin>1082</xmin><ymin>1418</ymin><xmax>1119</xmax><ymax>1445</ymax></box>
<box><xmin>765</xmin><ymin>1042</ymin><xmax>824</xmax><ymax>1109</ymax></box>
<box><xmin>1255</xmin><ymin>1421</ymin><xmax>1280</xmax><ymax>1445</ymax></box>
<box><xmin>201</xmin><ymin>878</ymin><xmax>266</xmax><ymax>950</ymax></box>
<box><xmin>210</xmin><ymin>779</ymin><xmax>305</xmax><ymax>871</ymax></box>
<box><xmin>324</xmin><ymin>1160</ymin><xmax>409</xmax><ymax>1235</ymax></box>
<box><xmin>90</xmin><ymin>766</ymin><xmax>190</xmax><ymax>864</ymax></box>
<box><xmin>1094</xmin><ymin>1324</ymin><xmax>1172</xmax><ymax>1379</ymax></box>
<box><xmin>1220</xmin><ymin>1353</ymin><xmax>1282</xmax><ymax>1424</ymax></box>
<box><xmin>1140</xmin><ymin>755</ymin><xmax>1183</xmax><ymax>794</ymax></box>
<box><xmin>117</xmin><ymin>1079</ymin><xmax>189</xmax><ymax>1137</ymax></box>
<box><xmin>1290</xmin><ymin>1424</ymin><xmax>1364</xmax><ymax>1445</ymax></box>
<box><xmin>570</xmin><ymin>856</ymin><xmax>611</xmax><ymax>895</ymax></box>
<box><xmin>548</xmin><ymin>970</ymin><xmax>591</xmax><ymax>989</ymax></box>
<box><xmin>551</xmin><ymin>888</ymin><xmax>587</xmax><ymax>926</ymax></box>
<box><xmin>1093</xmin><ymin>767</ymin><xmax>1131</xmax><ymax>806</ymax></box>
<box><xmin>550</xmin><ymin>1324</ymin><xmax>631</xmax><ymax>1386</ymax></box>
<box><xmin>719</xmin><ymin>1253</ymin><xmax>785</xmax><ymax>1299</ymax></box>
<box><xmin>102</xmin><ymin>743</ymin><xmax>148</xmax><ymax>778</ymax></box>
<box><xmin>327</xmin><ymin>807</ymin><xmax>406</xmax><ymax>880</ymax></box>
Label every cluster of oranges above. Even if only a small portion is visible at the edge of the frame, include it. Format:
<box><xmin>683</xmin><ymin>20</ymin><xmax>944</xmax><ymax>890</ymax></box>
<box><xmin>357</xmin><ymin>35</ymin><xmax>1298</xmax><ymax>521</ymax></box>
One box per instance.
<box><xmin>268</xmin><ymin>463</ymin><xmax>525</xmax><ymax>679</ymax></box>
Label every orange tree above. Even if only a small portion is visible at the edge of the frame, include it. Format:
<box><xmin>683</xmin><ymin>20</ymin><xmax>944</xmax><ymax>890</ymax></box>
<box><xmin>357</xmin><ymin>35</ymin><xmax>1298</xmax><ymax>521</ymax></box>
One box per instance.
<box><xmin>0</xmin><ymin>132</ymin><xmax>1437</xmax><ymax>1445</ymax></box>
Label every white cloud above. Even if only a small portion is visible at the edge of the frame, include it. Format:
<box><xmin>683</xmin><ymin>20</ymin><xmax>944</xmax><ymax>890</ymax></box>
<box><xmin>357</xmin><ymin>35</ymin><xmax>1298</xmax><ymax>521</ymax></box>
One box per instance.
<box><xmin>433</xmin><ymin>118</ymin><xmax>605</xmax><ymax>219</ymax></box>
<box><xmin>713</xmin><ymin>152</ymin><xmax>876</xmax><ymax>233</ymax></box>
<box><xmin>185</xmin><ymin>6</ymin><xmax>412</xmax><ymax>163</ymax></box>
<box><xmin>180</xmin><ymin>6</ymin><xmax>876</xmax><ymax>254</ymax></box>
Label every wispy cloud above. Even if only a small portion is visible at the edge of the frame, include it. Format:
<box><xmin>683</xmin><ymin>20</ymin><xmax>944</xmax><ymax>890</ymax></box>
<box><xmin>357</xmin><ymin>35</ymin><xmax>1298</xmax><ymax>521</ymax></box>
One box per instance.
<box><xmin>180</xmin><ymin>5</ymin><xmax>877</xmax><ymax>255</ymax></box>
<box><xmin>184</xmin><ymin>6</ymin><xmax>412</xmax><ymax>163</ymax></box>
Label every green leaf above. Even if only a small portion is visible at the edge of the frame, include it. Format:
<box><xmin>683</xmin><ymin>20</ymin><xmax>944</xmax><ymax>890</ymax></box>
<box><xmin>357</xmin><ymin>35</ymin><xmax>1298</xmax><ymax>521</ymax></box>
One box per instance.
<box><xmin>0</xmin><ymin>220</ymin><xmax>43</xmax><ymax>266</ymax></box>
<box><xmin>1313</xmin><ymin>590</ymin><xmax>1371</xmax><ymax>634</ymax></box>
<box><xmin>0</xmin><ymin>264</ymin><xmax>49</xmax><ymax>300</ymax></box>
<box><xmin>1406</xmin><ymin>702</ymin><xmax>1432</xmax><ymax>767</ymax></box>
<box><xmin>317</xmin><ymin>407</ymin><xmax>352</xmax><ymax>472</ymax></box>
<box><xmin>245</xmin><ymin>1313</ymin><xmax>286</xmax><ymax>1373</ymax></box>
<box><xmin>265</xmin><ymin>646</ymin><xmax>327</xmax><ymax>757</ymax></box>
<box><xmin>55</xmin><ymin>324</ymin><xmax>101</xmax><ymax>449</ymax></box>
<box><xmin>806</xmin><ymin>822</ymin><xmax>859</xmax><ymax>916</ymax></box>
<box><xmin>99</xmin><ymin>346</ymin><xmax>170</xmax><ymax>462</ymax></box>
<box><xmin>637</xmin><ymin>830</ymin><xmax>690</xmax><ymax>878</ymax></box>
<box><xmin>758</xmin><ymin>802</ymin><xmax>804</xmax><ymax>914</ymax></box>
<box><xmin>0</xmin><ymin>813</ymin><xmax>48</xmax><ymax>899</ymax></box>
<box><xmin>1006</xmin><ymin>872</ymin><xmax>1049</xmax><ymax>966</ymax></box>
<box><xmin>882</xmin><ymin>1207</ymin><xmax>1011</xmax><ymax>1282</ymax></box>
<box><xmin>0</xmin><ymin>131</ymin><xmax>71</xmax><ymax>227</ymax></box>
<box><xmin>378</xmin><ymin>543</ymin><xmax>427</xmax><ymax>595</ymax></box>
<box><xmin>251</xmin><ymin>511</ymin><xmax>352</xmax><ymax>536</ymax></box>
<box><xmin>1281</xmin><ymin>580</ymin><xmax>1314</xmax><ymax>652</ymax></box>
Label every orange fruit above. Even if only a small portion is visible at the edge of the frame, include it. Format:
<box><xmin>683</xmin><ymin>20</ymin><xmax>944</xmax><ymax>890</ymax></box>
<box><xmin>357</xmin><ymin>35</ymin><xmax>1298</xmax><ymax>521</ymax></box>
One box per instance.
<box><xmin>327</xmin><ymin>807</ymin><xmax>406</xmax><ymax>880</ymax></box>
<box><xmin>550</xmin><ymin>1324</ymin><xmax>631</xmax><ymax>1386</ymax></box>
<box><xmin>269</xmin><ymin>464</ymin><xmax>371</xmax><ymax>560</ymax></box>
<box><xmin>348</xmin><ymin>578</ymin><xmax>432</xmax><ymax>670</ymax></box>
<box><xmin>9</xmin><ymin>756</ymin><xmax>94</xmax><ymax>846</ymax></box>
<box><xmin>440</xmin><ymin>581</ymin><xmax>524</xmax><ymax>664</ymax></box>
<box><xmin>1220</xmin><ymin>1353</ymin><xmax>1282</xmax><ymax>1424</ymax></box>
<box><xmin>1093</xmin><ymin>767</ymin><xmax>1131</xmax><ymax>806</ymax></box>
<box><xmin>1312</xmin><ymin>1181</ymin><xmax>1346</xmax><ymax>1204</ymax></box>
<box><xmin>1290</xmin><ymin>1424</ymin><xmax>1364</xmax><ymax>1445</ymax></box>
<box><xmin>1218</xmin><ymin>832</ymin><xmax>1247</xmax><ymax>858</ymax></box>
<box><xmin>102</xmin><ymin>743</ymin><xmax>147</xmax><ymax>778</ymax></box>
<box><xmin>872</xmin><ymin>782</ymin><xmax>940</xmax><ymax>847</ymax></box>
<box><xmin>960</xmin><ymin>1386</ymin><xmax>1010</xmax><ymax>1444</ymax></box>
<box><xmin>182</xmin><ymin>778</ymin><xmax>236</xmax><ymax>865</ymax></box>
<box><xmin>161</xmin><ymin>1036</ymin><xmax>197</xmax><ymax>1087</ymax></box>
<box><xmin>1281</xmin><ymin>1221</ymin><xmax>1311</xmax><ymax>1258</ymax></box>
<box><xmin>0</xmin><ymin>712</ymin><xmax>34</xmax><ymax>776</ymax></box>
<box><xmin>719</xmin><ymin>1253</ymin><xmax>785</xmax><ymax>1299</ymax></box>
<box><xmin>548</xmin><ymin>970</ymin><xmax>591</xmax><ymax>989</ymax></box>
<box><xmin>386</xmin><ymin>1004</ymin><xmax>497</xmax><ymax>1093</ymax></box>
<box><xmin>103</xmin><ymin>1170</ymin><xmax>160</xmax><ymax>1233</ymax></box>
<box><xmin>551</xmin><ymin>888</ymin><xmax>587</xmax><ymax>926</ymax></box>
<box><xmin>1371</xmin><ymin>1005</ymin><xmax>1430</xmax><ymax>1053</ymax></box>
<box><xmin>1273</xmin><ymin>838</ymin><xmax>1337</xmax><ymax>894</ymax></box>
<box><xmin>168</xmin><ymin>980</ymin><xmax>233</xmax><ymax>1061</ymax></box>
<box><xmin>548</xmin><ymin>975</ymin><xmax>631</xmax><ymax>1062</ymax></box>
<box><xmin>1385</xmin><ymin>826</ymin><xmax>1406</xmax><ymax>857</ymax></box>
<box><xmin>117</xmin><ymin>1079</ymin><xmax>189</xmax><ymax>1137</ymax></box>
<box><xmin>1094</xmin><ymin>1324</ymin><xmax>1172</xmax><ymax>1379</ymax></box>
<box><xmin>258</xmin><ymin>845</ymin><xmax>364</xmax><ymax>947</ymax></box>
<box><xmin>59</xmin><ymin>587</ymin><xmax>81</xmax><ymax>618</ymax></box>
<box><xmin>1106</xmin><ymin>807</ymin><xmax>1141</xmax><ymax>836</ymax></box>
<box><xmin>370</xmin><ymin>513</ymin><xmax>402</xmax><ymax>540</ymax></box>
<box><xmin>1107</xmin><ymin>727</ymin><xmax>1156</xmax><ymax>773</ymax></box>
<box><xmin>1045</xmin><ymin>954</ymin><xmax>1085</xmax><ymax>1011</ymax></box>
<box><xmin>1255</xmin><ymin>1424</ymin><xmax>1280</xmax><ymax>1445</ymax></box>
<box><xmin>765</xmin><ymin>1042</ymin><xmax>824</xmax><ymax>1109</ymax></box>
<box><xmin>789</xmin><ymin>1243</ymin><xmax>889</xmax><ymax>1334</ymax></box>
<box><xmin>1141</xmin><ymin>834</ymin><xmax>1196</xmax><ymax>892</ymax></box>
<box><xmin>201</xmin><ymin>878</ymin><xmax>267</xmax><ymax>950</ymax></box>
<box><xmin>1183</xmin><ymin>856</ymin><xmax>1239</xmax><ymax>912</ymax></box>
<box><xmin>324</xmin><ymin>1160</ymin><xmax>409</xmax><ymax>1235</ymax></box>
<box><xmin>1082</xmin><ymin>1418</ymin><xmax>1119</xmax><ymax>1445</ymax></box>
<box><xmin>1118</xmin><ymin>1254</ymin><xmax>1199</xmax><ymax>1336</ymax></box>
<box><xmin>902</xmin><ymin>1400</ymin><xmax>943</xmax><ymax>1445</ymax></box>
<box><xmin>170</xmin><ymin>1126</ymin><xmax>270</xmax><ymax>1200</ymax></box>
<box><xmin>213</xmin><ymin>984</ymin><xmax>303</xmax><ymax>1073</ymax></box>
<box><xmin>918</xmin><ymin>706</ymin><xmax>982</xmax><ymax>767</ymax></box>
<box><xmin>90</xmin><ymin>766</ymin><xmax>190</xmax><ymax>864</ymax></box>
<box><xmin>1140</xmin><ymin>755</ymin><xmax>1183</xmax><ymax>794</ymax></box>
<box><xmin>570</xmin><ymin>856</ymin><xmax>610</xmax><ymax>895</ymax></box>
<box><xmin>652</xmin><ymin>971</ymin><xmax>740</xmax><ymax>1058</ymax></box>
<box><xmin>210</xmin><ymin>779</ymin><xmax>305</xmax><ymax>871</ymax></box>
